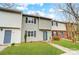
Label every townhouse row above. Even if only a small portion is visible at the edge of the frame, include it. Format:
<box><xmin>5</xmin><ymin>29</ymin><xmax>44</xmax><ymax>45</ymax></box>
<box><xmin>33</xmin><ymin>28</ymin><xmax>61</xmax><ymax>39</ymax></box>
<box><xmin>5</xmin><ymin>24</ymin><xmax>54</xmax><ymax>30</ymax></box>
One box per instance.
<box><xmin>0</xmin><ymin>8</ymin><xmax>76</xmax><ymax>45</ymax></box>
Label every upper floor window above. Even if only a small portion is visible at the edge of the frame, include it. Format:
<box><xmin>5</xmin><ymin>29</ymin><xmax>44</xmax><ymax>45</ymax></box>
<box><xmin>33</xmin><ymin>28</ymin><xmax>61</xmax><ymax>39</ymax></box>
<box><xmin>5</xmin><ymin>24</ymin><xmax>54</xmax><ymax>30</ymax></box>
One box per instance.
<box><xmin>52</xmin><ymin>21</ymin><xmax>58</xmax><ymax>26</ymax></box>
<box><xmin>26</xmin><ymin>17</ymin><xmax>36</xmax><ymax>24</ymax></box>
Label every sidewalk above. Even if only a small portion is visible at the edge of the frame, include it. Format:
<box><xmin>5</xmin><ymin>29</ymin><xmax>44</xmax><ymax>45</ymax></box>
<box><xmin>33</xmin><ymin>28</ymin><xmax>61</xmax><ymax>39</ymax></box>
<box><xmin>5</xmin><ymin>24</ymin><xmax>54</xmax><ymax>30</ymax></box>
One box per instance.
<box><xmin>0</xmin><ymin>45</ymin><xmax>8</xmax><ymax>51</ymax></box>
<box><xmin>61</xmin><ymin>51</ymin><xmax>79</xmax><ymax>55</ymax></box>
<box><xmin>49</xmin><ymin>43</ymin><xmax>79</xmax><ymax>55</ymax></box>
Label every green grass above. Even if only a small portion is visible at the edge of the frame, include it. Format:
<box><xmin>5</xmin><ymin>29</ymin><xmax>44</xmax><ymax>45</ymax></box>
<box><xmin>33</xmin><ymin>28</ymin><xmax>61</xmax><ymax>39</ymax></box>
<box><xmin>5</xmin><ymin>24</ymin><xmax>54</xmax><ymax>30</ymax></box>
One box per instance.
<box><xmin>54</xmin><ymin>40</ymin><xmax>79</xmax><ymax>50</ymax></box>
<box><xmin>0</xmin><ymin>42</ymin><xmax>64</xmax><ymax>55</ymax></box>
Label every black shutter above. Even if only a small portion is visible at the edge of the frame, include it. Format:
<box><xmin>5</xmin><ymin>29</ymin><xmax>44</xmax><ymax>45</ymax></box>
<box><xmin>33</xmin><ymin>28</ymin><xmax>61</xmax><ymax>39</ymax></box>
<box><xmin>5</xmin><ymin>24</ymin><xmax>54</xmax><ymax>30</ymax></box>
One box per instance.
<box><xmin>34</xmin><ymin>18</ymin><xmax>36</xmax><ymax>24</ymax></box>
<box><xmin>26</xmin><ymin>17</ymin><xmax>28</xmax><ymax>23</ymax></box>
<box><xmin>34</xmin><ymin>31</ymin><xmax>36</xmax><ymax>37</ymax></box>
<box><xmin>52</xmin><ymin>21</ymin><xmax>53</xmax><ymax>26</ymax></box>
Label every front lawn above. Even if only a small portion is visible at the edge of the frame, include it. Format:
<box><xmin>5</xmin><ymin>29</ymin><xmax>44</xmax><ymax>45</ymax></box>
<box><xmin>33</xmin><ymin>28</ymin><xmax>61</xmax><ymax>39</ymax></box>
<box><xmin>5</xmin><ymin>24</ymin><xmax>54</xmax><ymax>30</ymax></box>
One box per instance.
<box><xmin>54</xmin><ymin>40</ymin><xmax>79</xmax><ymax>50</ymax></box>
<box><xmin>0</xmin><ymin>42</ymin><xmax>64</xmax><ymax>55</ymax></box>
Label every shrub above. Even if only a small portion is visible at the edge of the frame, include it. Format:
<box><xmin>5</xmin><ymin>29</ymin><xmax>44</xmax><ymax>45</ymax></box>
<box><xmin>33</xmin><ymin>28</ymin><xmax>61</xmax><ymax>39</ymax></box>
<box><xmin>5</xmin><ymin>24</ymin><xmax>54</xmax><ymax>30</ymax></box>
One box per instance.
<box><xmin>11</xmin><ymin>43</ymin><xmax>15</xmax><ymax>46</ymax></box>
<box><xmin>53</xmin><ymin>36</ymin><xmax>60</xmax><ymax>41</ymax></box>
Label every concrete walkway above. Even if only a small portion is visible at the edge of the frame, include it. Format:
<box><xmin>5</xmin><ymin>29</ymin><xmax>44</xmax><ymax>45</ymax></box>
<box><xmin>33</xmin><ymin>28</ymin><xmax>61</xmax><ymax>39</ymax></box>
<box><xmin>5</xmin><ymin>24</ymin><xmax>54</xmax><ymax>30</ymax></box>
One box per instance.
<box><xmin>49</xmin><ymin>43</ymin><xmax>79</xmax><ymax>55</ymax></box>
<box><xmin>61</xmin><ymin>51</ymin><xmax>79</xmax><ymax>55</ymax></box>
<box><xmin>0</xmin><ymin>45</ymin><xmax>8</xmax><ymax>51</ymax></box>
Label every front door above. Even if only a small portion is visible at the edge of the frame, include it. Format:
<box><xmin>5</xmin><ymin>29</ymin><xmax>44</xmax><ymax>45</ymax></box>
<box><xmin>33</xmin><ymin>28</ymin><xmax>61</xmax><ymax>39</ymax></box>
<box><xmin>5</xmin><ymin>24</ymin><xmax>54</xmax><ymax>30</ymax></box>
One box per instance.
<box><xmin>4</xmin><ymin>30</ymin><xmax>12</xmax><ymax>44</ymax></box>
<box><xmin>43</xmin><ymin>31</ymin><xmax>47</xmax><ymax>41</ymax></box>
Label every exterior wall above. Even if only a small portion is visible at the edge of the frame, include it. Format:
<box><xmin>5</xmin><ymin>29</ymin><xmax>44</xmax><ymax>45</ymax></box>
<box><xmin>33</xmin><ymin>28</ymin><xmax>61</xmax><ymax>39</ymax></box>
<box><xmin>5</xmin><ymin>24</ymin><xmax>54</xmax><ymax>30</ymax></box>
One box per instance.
<box><xmin>52</xmin><ymin>22</ymin><xmax>66</xmax><ymax>31</ymax></box>
<box><xmin>52</xmin><ymin>31</ymin><xmax>68</xmax><ymax>39</ymax></box>
<box><xmin>52</xmin><ymin>21</ymin><xmax>67</xmax><ymax>39</ymax></box>
<box><xmin>0</xmin><ymin>30</ymin><xmax>4</xmax><ymax>44</ymax></box>
<box><xmin>0</xmin><ymin>11</ymin><xmax>22</xmax><ymax>28</ymax></box>
<box><xmin>22</xmin><ymin>16</ymin><xmax>43</xmax><ymax>42</ymax></box>
<box><xmin>22</xmin><ymin>16</ymin><xmax>52</xmax><ymax>42</ymax></box>
<box><xmin>58</xmin><ymin>31</ymin><xmax>67</xmax><ymax>38</ymax></box>
<box><xmin>11</xmin><ymin>29</ymin><xmax>21</xmax><ymax>43</ymax></box>
<box><xmin>0</xmin><ymin>10</ymin><xmax>22</xmax><ymax>44</ymax></box>
<box><xmin>47</xmin><ymin>31</ymin><xmax>52</xmax><ymax>41</ymax></box>
<box><xmin>0</xmin><ymin>29</ymin><xmax>21</xmax><ymax>45</ymax></box>
<box><xmin>39</xmin><ymin>19</ymin><xmax>51</xmax><ymax>30</ymax></box>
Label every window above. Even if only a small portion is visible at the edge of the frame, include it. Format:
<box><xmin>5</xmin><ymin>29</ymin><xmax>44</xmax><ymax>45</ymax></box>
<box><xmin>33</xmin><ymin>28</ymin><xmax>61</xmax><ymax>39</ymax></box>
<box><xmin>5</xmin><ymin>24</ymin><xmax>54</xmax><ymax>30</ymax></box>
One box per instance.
<box><xmin>27</xmin><ymin>31</ymin><xmax>36</xmax><ymax>37</ymax></box>
<box><xmin>28</xmin><ymin>20</ymin><xmax>31</xmax><ymax>23</ymax></box>
<box><xmin>25</xmin><ymin>17</ymin><xmax>36</xmax><ymax>24</ymax></box>
<box><xmin>31</xmin><ymin>31</ymin><xmax>33</xmax><ymax>36</ymax></box>
<box><xmin>28</xmin><ymin>31</ymin><xmax>30</xmax><ymax>37</ymax></box>
<box><xmin>34</xmin><ymin>31</ymin><xmax>36</xmax><ymax>37</ymax></box>
<box><xmin>53</xmin><ymin>31</ymin><xmax>58</xmax><ymax>36</ymax></box>
<box><xmin>52</xmin><ymin>21</ymin><xmax>58</xmax><ymax>26</ymax></box>
<box><xmin>31</xmin><ymin>20</ymin><xmax>34</xmax><ymax>23</ymax></box>
<box><xmin>56</xmin><ymin>22</ymin><xmax>58</xmax><ymax>26</ymax></box>
<box><xmin>61</xmin><ymin>32</ymin><xmax>64</xmax><ymax>38</ymax></box>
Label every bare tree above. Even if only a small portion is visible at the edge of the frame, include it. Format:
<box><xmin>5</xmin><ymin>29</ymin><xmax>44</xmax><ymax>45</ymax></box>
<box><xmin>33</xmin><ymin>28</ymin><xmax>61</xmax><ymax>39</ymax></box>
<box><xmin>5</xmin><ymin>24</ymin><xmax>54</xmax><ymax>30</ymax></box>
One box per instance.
<box><xmin>0</xmin><ymin>3</ymin><xmax>17</xmax><ymax>8</ymax></box>
<box><xmin>59</xmin><ymin>3</ymin><xmax>79</xmax><ymax>43</ymax></box>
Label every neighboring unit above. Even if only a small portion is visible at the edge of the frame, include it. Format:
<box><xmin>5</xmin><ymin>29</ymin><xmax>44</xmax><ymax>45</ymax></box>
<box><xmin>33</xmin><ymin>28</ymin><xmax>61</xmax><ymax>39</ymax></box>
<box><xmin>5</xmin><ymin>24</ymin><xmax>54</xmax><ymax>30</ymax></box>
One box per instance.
<box><xmin>51</xmin><ymin>20</ymin><xmax>68</xmax><ymax>39</ymax></box>
<box><xmin>0</xmin><ymin>8</ymin><xmax>22</xmax><ymax>44</ymax></box>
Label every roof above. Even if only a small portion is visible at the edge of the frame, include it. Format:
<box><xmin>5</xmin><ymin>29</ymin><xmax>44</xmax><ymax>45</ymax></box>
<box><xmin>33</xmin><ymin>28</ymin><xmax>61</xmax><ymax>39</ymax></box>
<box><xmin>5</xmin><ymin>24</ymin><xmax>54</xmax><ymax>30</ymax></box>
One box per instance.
<box><xmin>23</xmin><ymin>13</ymin><xmax>52</xmax><ymax>20</ymax></box>
<box><xmin>52</xmin><ymin>20</ymin><xmax>78</xmax><ymax>25</ymax></box>
<box><xmin>52</xmin><ymin>20</ymin><xmax>67</xmax><ymax>24</ymax></box>
<box><xmin>0</xmin><ymin>7</ymin><xmax>21</xmax><ymax>14</ymax></box>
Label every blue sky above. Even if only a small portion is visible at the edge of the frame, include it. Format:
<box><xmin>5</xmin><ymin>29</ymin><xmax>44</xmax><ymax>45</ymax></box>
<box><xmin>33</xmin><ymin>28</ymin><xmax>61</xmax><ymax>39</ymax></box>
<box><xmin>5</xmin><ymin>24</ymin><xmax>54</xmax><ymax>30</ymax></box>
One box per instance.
<box><xmin>0</xmin><ymin>3</ymin><xmax>66</xmax><ymax>21</ymax></box>
<box><xmin>15</xmin><ymin>3</ymin><xmax>66</xmax><ymax>21</ymax></box>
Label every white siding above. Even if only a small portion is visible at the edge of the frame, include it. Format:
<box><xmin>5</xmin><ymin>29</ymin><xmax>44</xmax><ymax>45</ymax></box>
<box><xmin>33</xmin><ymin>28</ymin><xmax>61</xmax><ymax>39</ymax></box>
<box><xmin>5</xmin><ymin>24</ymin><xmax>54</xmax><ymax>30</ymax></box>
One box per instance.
<box><xmin>22</xmin><ymin>16</ymin><xmax>52</xmax><ymax>42</ymax></box>
<box><xmin>0</xmin><ymin>29</ymin><xmax>21</xmax><ymax>45</ymax></box>
<box><xmin>39</xmin><ymin>19</ymin><xmax>51</xmax><ymax>30</ymax></box>
<box><xmin>0</xmin><ymin>30</ymin><xmax>4</xmax><ymax>44</ymax></box>
<box><xmin>47</xmin><ymin>31</ymin><xmax>51</xmax><ymax>40</ymax></box>
<box><xmin>11</xmin><ymin>29</ymin><xmax>21</xmax><ymax>43</ymax></box>
<box><xmin>0</xmin><ymin>10</ymin><xmax>22</xmax><ymax>45</ymax></box>
<box><xmin>52</xmin><ymin>22</ymin><xmax>66</xmax><ymax>31</ymax></box>
<box><xmin>22</xmin><ymin>16</ymin><xmax>43</xmax><ymax>42</ymax></box>
<box><xmin>0</xmin><ymin>11</ymin><xmax>22</xmax><ymax>28</ymax></box>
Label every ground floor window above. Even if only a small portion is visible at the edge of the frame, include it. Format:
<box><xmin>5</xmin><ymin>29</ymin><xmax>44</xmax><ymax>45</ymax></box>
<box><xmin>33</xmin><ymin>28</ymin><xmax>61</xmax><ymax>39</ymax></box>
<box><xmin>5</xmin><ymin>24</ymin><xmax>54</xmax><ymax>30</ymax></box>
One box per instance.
<box><xmin>34</xmin><ymin>31</ymin><xmax>36</xmax><ymax>37</ymax></box>
<box><xmin>52</xmin><ymin>31</ymin><xmax>58</xmax><ymax>36</ymax></box>
<box><xmin>61</xmin><ymin>32</ymin><xmax>64</xmax><ymax>38</ymax></box>
<box><xmin>25</xmin><ymin>31</ymin><xmax>36</xmax><ymax>37</ymax></box>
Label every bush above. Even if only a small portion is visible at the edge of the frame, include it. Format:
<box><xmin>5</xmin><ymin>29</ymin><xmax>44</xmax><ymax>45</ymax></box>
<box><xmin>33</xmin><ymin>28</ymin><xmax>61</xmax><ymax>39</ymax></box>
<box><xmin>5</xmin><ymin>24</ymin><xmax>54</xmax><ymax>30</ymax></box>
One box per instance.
<box><xmin>11</xmin><ymin>43</ymin><xmax>15</xmax><ymax>46</ymax></box>
<box><xmin>53</xmin><ymin>36</ymin><xmax>60</xmax><ymax>41</ymax></box>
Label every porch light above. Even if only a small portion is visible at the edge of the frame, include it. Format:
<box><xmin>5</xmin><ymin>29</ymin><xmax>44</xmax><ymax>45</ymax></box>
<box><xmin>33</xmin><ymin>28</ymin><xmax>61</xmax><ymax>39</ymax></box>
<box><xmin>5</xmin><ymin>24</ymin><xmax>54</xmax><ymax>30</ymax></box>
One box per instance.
<box><xmin>0</xmin><ymin>28</ymin><xmax>3</xmax><ymax>31</ymax></box>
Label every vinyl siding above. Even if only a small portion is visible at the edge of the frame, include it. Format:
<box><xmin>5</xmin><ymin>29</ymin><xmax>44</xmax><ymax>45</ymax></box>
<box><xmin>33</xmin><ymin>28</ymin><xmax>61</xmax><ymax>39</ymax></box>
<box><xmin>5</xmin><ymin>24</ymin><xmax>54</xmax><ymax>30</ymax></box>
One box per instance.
<box><xmin>52</xmin><ymin>22</ymin><xmax>66</xmax><ymax>31</ymax></box>
<box><xmin>0</xmin><ymin>11</ymin><xmax>22</xmax><ymax>28</ymax></box>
